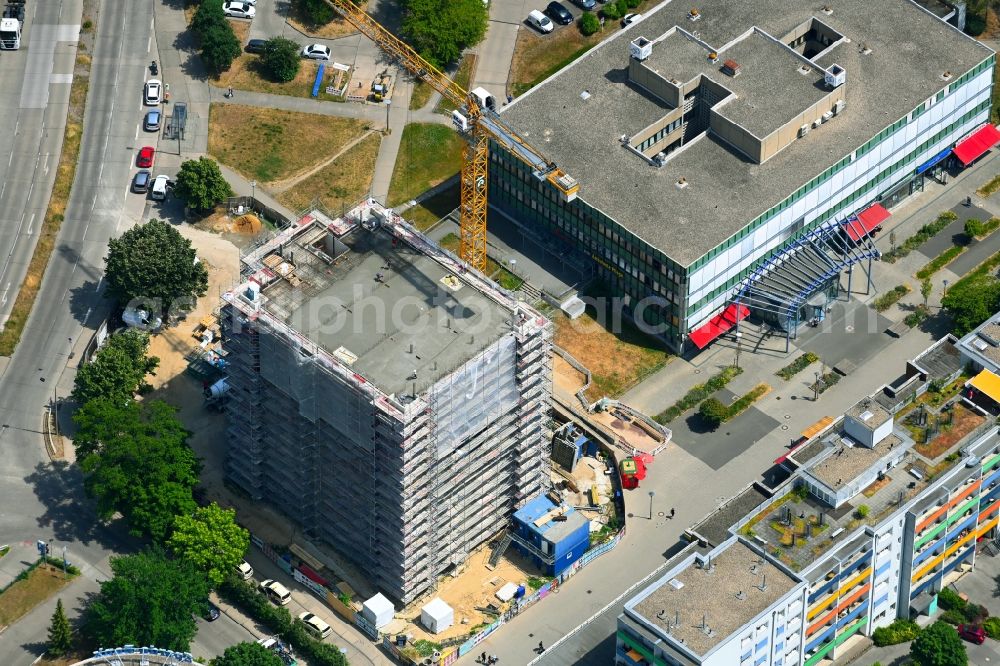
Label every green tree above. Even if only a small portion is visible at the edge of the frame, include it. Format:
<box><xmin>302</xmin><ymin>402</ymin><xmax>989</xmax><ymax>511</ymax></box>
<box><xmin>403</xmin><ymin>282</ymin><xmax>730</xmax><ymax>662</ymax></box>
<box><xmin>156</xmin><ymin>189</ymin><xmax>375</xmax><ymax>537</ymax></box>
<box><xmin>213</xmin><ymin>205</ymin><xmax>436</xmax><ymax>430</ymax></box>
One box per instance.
<box><xmin>200</xmin><ymin>20</ymin><xmax>242</xmax><ymax>74</ymax></box>
<box><xmin>942</xmin><ymin>277</ymin><xmax>1000</xmax><ymax>335</ymax></box>
<box><xmin>921</xmin><ymin>278</ymin><xmax>933</xmax><ymax>307</ymax></box>
<box><xmin>83</xmin><ymin>549</ymin><xmax>210</xmax><ymax>651</ymax></box>
<box><xmin>400</xmin><ymin>0</ymin><xmax>488</xmax><ymax>69</ymax></box>
<box><xmin>105</xmin><ymin>218</ymin><xmax>209</xmax><ymax>315</ymax></box>
<box><xmin>169</xmin><ymin>503</ymin><xmax>250</xmax><ymax>588</ymax></box>
<box><xmin>47</xmin><ymin>598</ymin><xmax>73</xmax><ymax>657</ymax></box>
<box><xmin>854</xmin><ymin>504</ymin><xmax>870</xmax><ymax>519</ymax></box>
<box><xmin>191</xmin><ymin>0</ymin><xmax>226</xmax><ymax>38</ymax></box>
<box><xmin>579</xmin><ymin>11</ymin><xmax>600</xmax><ymax>35</ymax></box>
<box><xmin>910</xmin><ymin>621</ymin><xmax>967</xmax><ymax>666</ymax></box>
<box><xmin>173</xmin><ymin>156</ymin><xmax>234</xmax><ymax>211</ymax></box>
<box><xmin>71</xmin><ymin>330</ymin><xmax>159</xmax><ymax>406</ymax></box>
<box><xmin>601</xmin><ymin>3</ymin><xmax>621</xmax><ymax>20</ymax></box>
<box><xmin>260</xmin><ymin>37</ymin><xmax>302</xmax><ymax>83</ymax></box>
<box><xmin>73</xmin><ymin>399</ymin><xmax>201</xmax><ymax>541</ymax></box>
<box><xmin>292</xmin><ymin>0</ymin><xmax>336</xmax><ymax>27</ymax></box>
<box><xmin>213</xmin><ymin>642</ymin><xmax>284</xmax><ymax>666</ymax></box>
<box><xmin>698</xmin><ymin>398</ymin><xmax>728</xmax><ymax>429</ymax></box>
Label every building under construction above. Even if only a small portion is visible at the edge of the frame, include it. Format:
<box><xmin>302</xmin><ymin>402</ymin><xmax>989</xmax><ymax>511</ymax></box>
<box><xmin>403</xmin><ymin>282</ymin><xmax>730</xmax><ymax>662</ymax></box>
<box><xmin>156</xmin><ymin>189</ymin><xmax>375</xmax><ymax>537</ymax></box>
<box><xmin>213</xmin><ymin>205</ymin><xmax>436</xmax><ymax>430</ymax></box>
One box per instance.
<box><xmin>221</xmin><ymin>200</ymin><xmax>553</xmax><ymax>604</ymax></box>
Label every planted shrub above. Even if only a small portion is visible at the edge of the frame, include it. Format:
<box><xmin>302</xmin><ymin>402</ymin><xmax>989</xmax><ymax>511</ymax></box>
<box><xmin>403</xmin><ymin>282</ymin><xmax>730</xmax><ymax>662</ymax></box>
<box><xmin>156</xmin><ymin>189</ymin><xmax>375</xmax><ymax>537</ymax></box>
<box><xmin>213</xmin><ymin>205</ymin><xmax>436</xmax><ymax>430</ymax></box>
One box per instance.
<box><xmin>871</xmin><ymin>619</ymin><xmax>920</xmax><ymax>646</ymax></box>
<box><xmin>579</xmin><ymin>11</ymin><xmax>600</xmax><ymax>35</ymax></box>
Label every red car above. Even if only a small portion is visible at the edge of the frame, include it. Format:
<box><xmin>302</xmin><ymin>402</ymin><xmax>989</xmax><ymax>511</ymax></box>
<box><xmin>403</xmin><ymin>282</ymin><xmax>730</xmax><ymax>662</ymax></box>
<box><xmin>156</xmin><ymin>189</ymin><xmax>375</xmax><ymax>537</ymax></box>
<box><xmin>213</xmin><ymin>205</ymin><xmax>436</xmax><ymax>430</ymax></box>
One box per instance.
<box><xmin>958</xmin><ymin>624</ymin><xmax>986</xmax><ymax>645</ymax></box>
<box><xmin>136</xmin><ymin>146</ymin><xmax>155</xmax><ymax>168</ymax></box>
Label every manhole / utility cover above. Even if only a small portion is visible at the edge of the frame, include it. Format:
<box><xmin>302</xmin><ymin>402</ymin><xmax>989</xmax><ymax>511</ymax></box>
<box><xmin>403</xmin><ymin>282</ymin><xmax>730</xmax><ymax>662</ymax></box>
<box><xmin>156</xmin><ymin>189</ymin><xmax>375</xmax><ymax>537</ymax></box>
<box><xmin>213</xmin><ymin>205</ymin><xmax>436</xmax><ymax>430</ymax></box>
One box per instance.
<box><xmin>784</xmin><ymin>414</ymin><xmax>791</xmax><ymax>419</ymax></box>
<box><xmin>845</xmin><ymin>325</ymin><xmax>854</xmax><ymax>332</ymax></box>
<box><xmin>695</xmin><ymin>369</ymin><xmax>702</xmax><ymax>374</ymax></box>
<box><xmin>776</xmin><ymin>396</ymin><xmax>781</xmax><ymax>400</ymax></box>
<box><xmin>782</xmin><ymin>425</ymin><xmax>789</xmax><ymax>430</ymax></box>
<box><xmin>726</xmin><ymin>432</ymin><xmax>731</xmax><ymax>436</ymax></box>
<box><xmin>627</xmin><ymin>513</ymin><xmax>634</xmax><ymax>518</ymax></box>
<box><xmin>658</xmin><ymin>511</ymin><xmax>665</xmax><ymax>517</ymax></box>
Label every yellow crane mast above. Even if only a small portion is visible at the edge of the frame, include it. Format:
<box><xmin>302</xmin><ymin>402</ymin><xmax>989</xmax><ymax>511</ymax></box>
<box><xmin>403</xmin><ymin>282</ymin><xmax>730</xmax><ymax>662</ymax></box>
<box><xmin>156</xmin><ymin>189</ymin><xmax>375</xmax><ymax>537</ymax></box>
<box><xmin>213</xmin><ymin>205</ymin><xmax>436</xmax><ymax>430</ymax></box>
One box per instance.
<box><xmin>324</xmin><ymin>0</ymin><xmax>580</xmax><ymax>273</ymax></box>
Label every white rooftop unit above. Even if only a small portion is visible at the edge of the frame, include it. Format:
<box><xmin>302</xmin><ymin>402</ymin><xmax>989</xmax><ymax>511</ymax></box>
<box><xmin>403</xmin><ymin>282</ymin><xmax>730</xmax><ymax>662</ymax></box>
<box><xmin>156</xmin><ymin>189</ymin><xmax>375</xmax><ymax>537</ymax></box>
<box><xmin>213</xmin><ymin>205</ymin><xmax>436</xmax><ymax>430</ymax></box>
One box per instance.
<box><xmin>420</xmin><ymin>597</ymin><xmax>454</xmax><ymax>634</ymax></box>
<box><xmin>825</xmin><ymin>64</ymin><xmax>846</xmax><ymax>88</ymax></box>
<box><xmin>362</xmin><ymin>593</ymin><xmax>395</xmax><ymax>629</ymax></box>
<box><xmin>630</xmin><ymin>37</ymin><xmax>653</xmax><ymax>61</ymax></box>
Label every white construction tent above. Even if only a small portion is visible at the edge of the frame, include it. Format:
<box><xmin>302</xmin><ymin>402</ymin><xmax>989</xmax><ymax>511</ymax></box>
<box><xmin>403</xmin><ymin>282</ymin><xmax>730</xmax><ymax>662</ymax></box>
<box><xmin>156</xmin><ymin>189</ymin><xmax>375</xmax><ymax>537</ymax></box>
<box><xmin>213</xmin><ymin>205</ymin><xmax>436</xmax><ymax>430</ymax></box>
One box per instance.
<box><xmin>362</xmin><ymin>593</ymin><xmax>395</xmax><ymax>629</ymax></box>
<box><xmin>420</xmin><ymin>597</ymin><xmax>454</xmax><ymax>634</ymax></box>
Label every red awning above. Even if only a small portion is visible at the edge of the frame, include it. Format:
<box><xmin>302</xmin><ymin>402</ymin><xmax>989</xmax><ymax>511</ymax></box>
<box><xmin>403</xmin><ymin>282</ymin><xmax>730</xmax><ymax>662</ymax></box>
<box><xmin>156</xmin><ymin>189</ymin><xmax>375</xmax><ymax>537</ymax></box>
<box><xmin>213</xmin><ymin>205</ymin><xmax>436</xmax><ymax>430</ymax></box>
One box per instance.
<box><xmin>843</xmin><ymin>203</ymin><xmax>891</xmax><ymax>242</ymax></box>
<box><xmin>954</xmin><ymin>124</ymin><xmax>1000</xmax><ymax>166</ymax></box>
<box><xmin>688</xmin><ymin>303</ymin><xmax>750</xmax><ymax>349</ymax></box>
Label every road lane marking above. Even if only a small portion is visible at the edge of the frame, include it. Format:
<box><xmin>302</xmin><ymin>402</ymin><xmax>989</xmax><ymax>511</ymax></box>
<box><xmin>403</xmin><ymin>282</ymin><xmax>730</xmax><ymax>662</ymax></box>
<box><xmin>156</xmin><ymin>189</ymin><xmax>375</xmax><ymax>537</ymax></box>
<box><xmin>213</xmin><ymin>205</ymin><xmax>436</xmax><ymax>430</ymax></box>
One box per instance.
<box><xmin>1</xmin><ymin>283</ymin><xmax>10</xmax><ymax>305</ymax></box>
<box><xmin>147</xmin><ymin>36</ymin><xmax>151</xmax><ymax>53</ymax></box>
<box><xmin>26</xmin><ymin>213</ymin><xmax>34</xmax><ymax>235</ymax></box>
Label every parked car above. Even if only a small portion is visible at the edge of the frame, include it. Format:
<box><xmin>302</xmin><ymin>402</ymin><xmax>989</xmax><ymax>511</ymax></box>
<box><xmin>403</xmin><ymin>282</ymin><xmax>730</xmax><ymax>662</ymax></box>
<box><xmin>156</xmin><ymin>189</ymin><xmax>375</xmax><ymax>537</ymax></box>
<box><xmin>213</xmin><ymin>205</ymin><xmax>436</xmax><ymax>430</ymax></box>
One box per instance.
<box><xmin>223</xmin><ymin>1</ymin><xmax>256</xmax><ymax>18</ymax></box>
<box><xmin>143</xmin><ymin>79</ymin><xmax>162</xmax><ymax>105</ymax></box>
<box><xmin>245</xmin><ymin>38</ymin><xmax>267</xmax><ymax>53</ymax></box>
<box><xmin>298</xmin><ymin>611</ymin><xmax>332</xmax><ymax>639</ymax></box>
<box><xmin>526</xmin><ymin>9</ymin><xmax>554</xmax><ymax>33</ymax></box>
<box><xmin>136</xmin><ymin>146</ymin><xmax>155</xmax><ymax>168</ymax></box>
<box><xmin>571</xmin><ymin>0</ymin><xmax>596</xmax><ymax>9</ymax></box>
<box><xmin>621</xmin><ymin>12</ymin><xmax>642</xmax><ymax>27</ymax></box>
<box><xmin>236</xmin><ymin>559</ymin><xmax>254</xmax><ymax>580</ymax></box>
<box><xmin>131</xmin><ymin>170</ymin><xmax>151</xmax><ymax>193</ymax></box>
<box><xmin>545</xmin><ymin>1</ymin><xmax>574</xmax><ymax>25</ymax></box>
<box><xmin>958</xmin><ymin>624</ymin><xmax>986</xmax><ymax>645</ymax></box>
<box><xmin>144</xmin><ymin>109</ymin><xmax>161</xmax><ymax>132</ymax></box>
<box><xmin>202</xmin><ymin>601</ymin><xmax>220</xmax><ymax>622</ymax></box>
<box><xmin>151</xmin><ymin>175</ymin><xmax>170</xmax><ymax>201</ymax></box>
<box><xmin>260</xmin><ymin>579</ymin><xmax>291</xmax><ymax>605</ymax></box>
<box><xmin>301</xmin><ymin>43</ymin><xmax>331</xmax><ymax>60</ymax></box>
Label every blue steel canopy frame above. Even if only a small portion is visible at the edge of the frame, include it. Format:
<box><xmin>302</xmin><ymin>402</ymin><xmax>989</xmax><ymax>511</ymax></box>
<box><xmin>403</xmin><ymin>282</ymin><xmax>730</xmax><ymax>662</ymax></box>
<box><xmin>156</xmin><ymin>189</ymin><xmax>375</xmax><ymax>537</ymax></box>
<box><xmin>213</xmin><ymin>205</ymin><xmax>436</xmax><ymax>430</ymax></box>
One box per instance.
<box><xmin>732</xmin><ymin>214</ymin><xmax>882</xmax><ymax>352</ymax></box>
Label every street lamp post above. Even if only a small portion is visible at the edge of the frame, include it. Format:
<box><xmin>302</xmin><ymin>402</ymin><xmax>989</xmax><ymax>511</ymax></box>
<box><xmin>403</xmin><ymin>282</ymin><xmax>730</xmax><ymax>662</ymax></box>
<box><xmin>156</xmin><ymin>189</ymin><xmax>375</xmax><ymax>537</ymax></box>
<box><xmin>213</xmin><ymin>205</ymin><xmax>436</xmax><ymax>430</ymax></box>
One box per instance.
<box><xmin>943</xmin><ymin>279</ymin><xmax>949</xmax><ymax>298</ymax></box>
<box><xmin>250</xmin><ymin>180</ymin><xmax>256</xmax><ymax>208</ymax></box>
<box><xmin>734</xmin><ymin>331</ymin><xmax>743</xmax><ymax>370</ymax></box>
<box><xmin>648</xmin><ymin>490</ymin><xmax>655</xmax><ymax>520</ymax></box>
<box><xmin>813</xmin><ymin>371</ymin><xmax>821</xmax><ymax>402</ymax></box>
<box><xmin>385</xmin><ymin>99</ymin><xmax>391</xmax><ymax>131</ymax></box>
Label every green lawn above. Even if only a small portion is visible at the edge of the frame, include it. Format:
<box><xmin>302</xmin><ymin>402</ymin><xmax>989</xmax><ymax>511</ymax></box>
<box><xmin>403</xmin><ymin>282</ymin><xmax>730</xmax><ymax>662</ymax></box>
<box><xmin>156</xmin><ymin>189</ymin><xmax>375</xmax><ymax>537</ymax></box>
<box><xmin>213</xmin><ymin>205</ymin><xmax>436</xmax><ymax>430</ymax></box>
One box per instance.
<box><xmin>387</xmin><ymin>123</ymin><xmax>464</xmax><ymax>207</ymax></box>
<box><xmin>404</xmin><ymin>184</ymin><xmax>459</xmax><ymax>231</ymax></box>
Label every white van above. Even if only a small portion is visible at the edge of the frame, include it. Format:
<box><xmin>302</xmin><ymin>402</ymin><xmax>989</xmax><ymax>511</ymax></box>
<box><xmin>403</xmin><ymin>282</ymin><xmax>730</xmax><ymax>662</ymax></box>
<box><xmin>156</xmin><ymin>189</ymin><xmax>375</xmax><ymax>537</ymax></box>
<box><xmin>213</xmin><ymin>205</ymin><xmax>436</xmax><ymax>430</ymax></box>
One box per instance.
<box><xmin>150</xmin><ymin>174</ymin><xmax>169</xmax><ymax>201</ymax></box>
<box><xmin>299</xmin><ymin>611</ymin><xmax>333</xmax><ymax>639</ymax></box>
<box><xmin>527</xmin><ymin>9</ymin><xmax>553</xmax><ymax>33</ymax></box>
<box><xmin>260</xmin><ymin>579</ymin><xmax>292</xmax><ymax>605</ymax></box>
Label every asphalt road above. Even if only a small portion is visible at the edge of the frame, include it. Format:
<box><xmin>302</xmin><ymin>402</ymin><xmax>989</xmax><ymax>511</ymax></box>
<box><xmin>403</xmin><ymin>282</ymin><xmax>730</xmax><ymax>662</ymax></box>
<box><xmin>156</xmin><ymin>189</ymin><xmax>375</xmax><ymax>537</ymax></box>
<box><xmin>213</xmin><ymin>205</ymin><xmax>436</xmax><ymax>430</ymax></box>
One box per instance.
<box><xmin>0</xmin><ymin>0</ymin><xmax>206</xmax><ymax>663</ymax></box>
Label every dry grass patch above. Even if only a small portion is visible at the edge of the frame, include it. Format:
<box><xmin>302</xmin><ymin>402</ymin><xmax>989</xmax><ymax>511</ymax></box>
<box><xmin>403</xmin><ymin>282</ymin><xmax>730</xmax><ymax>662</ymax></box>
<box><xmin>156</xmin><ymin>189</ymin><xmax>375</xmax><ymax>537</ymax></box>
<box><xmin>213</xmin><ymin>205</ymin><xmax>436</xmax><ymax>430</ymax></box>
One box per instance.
<box><xmin>914</xmin><ymin>403</ymin><xmax>986</xmax><ymax>459</ymax></box>
<box><xmin>0</xmin><ymin>564</ymin><xmax>73</xmax><ymax>627</ymax></box>
<box><xmin>208</xmin><ymin>104</ymin><xmax>370</xmax><ymax>184</ymax></box>
<box><xmin>287</xmin><ymin>15</ymin><xmax>357</xmax><ymax>39</ymax></box>
<box><xmin>510</xmin><ymin>26</ymin><xmax>597</xmax><ymax>96</ymax></box>
<box><xmin>553</xmin><ymin>311</ymin><xmax>669</xmax><ymax>400</ymax></box>
<box><xmin>227</xmin><ymin>17</ymin><xmax>251</xmax><ymax>45</ymax></box>
<box><xmin>278</xmin><ymin>133</ymin><xmax>382</xmax><ymax>213</ymax></box>
<box><xmin>387</xmin><ymin>123</ymin><xmax>464</xmax><ymax>206</ymax></box>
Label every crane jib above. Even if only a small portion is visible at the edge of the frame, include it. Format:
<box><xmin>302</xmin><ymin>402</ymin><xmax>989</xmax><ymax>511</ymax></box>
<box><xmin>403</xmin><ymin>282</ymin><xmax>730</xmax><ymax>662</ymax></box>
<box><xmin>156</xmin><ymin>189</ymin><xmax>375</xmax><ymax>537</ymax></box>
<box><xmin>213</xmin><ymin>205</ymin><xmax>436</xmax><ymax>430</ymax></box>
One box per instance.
<box><xmin>477</xmin><ymin>115</ymin><xmax>551</xmax><ymax>174</ymax></box>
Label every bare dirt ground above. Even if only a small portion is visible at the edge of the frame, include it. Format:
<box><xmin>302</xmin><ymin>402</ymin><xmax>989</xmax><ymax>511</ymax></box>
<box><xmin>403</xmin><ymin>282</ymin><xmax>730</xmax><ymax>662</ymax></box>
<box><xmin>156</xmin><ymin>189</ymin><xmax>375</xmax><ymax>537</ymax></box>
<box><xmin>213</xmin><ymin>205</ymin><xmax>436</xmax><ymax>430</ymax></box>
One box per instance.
<box><xmin>399</xmin><ymin>545</ymin><xmax>543</xmax><ymax>644</ymax></box>
<box><xmin>553</xmin><ymin>353</ymin><xmax>586</xmax><ymax>403</ymax></box>
<box><xmin>590</xmin><ymin>409</ymin><xmax>665</xmax><ymax>455</ymax></box>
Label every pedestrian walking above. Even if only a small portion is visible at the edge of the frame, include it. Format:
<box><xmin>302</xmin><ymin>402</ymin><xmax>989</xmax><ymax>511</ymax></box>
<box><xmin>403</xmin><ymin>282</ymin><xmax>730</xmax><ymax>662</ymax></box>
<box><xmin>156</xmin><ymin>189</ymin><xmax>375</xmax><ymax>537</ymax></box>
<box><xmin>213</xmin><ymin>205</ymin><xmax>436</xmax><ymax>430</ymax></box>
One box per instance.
<box><xmin>480</xmin><ymin>652</ymin><xmax>486</xmax><ymax>664</ymax></box>
<box><xmin>669</xmin><ymin>507</ymin><xmax>675</xmax><ymax>519</ymax></box>
<box><xmin>538</xmin><ymin>640</ymin><xmax>545</xmax><ymax>652</ymax></box>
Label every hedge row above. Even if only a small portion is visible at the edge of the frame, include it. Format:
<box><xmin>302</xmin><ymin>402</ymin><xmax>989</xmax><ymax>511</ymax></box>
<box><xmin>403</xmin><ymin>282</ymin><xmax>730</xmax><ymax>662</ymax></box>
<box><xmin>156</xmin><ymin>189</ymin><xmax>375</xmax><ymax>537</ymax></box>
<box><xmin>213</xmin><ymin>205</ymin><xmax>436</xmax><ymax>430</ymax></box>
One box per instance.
<box><xmin>977</xmin><ymin>173</ymin><xmax>1000</xmax><ymax>197</ymax></box>
<box><xmin>726</xmin><ymin>384</ymin><xmax>769</xmax><ymax>421</ymax></box>
<box><xmin>219</xmin><ymin>576</ymin><xmax>348</xmax><ymax>666</ymax></box>
<box><xmin>873</xmin><ymin>284</ymin><xmax>909</xmax><ymax>312</ymax></box>
<box><xmin>654</xmin><ymin>366</ymin><xmax>743</xmax><ymax>424</ymax></box>
<box><xmin>872</xmin><ymin>618</ymin><xmax>920</xmax><ymax>646</ymax></box>
<box><xmin>882</xmin><ymin>211</ymin><xmax>958</xmax><ymax>263</ymax></box>
<box><xmin>915</xmin><ymin>245</ymin><xmax>964</xmax><ymax>280</ymax></box>
<box><xmin>776</xmin><ymin>352</ymin><xmax>819</xmax><ymax>380</ymax></box>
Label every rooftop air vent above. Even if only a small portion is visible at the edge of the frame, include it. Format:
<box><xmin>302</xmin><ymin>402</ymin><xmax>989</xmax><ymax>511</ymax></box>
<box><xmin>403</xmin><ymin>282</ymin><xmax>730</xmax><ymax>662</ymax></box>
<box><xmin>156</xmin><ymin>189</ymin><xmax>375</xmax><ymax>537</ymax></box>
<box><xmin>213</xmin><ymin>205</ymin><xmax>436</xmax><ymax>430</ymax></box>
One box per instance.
<box><xmin>630</xmin><ymin>36</ymin><xmax>653</xmax><ymax>61</ymax></box>
<box><xmin>941</xmin><ymin>71</ymin><xmax>953</xmax><ymax>81</ymax></box>
<box><xmin>688</xmin><ymin>8</ymin><xmax>701</xmax><ymax>21</ymax></box>
<box><xmin>798</xmin><ymin>65</ymin><xmax>811</xmax><ymax>75</ymax></box>
<box><xmin>821</xmin><ymin>5</ymin><xmax>833</xmax><ymax>14</ymax></box>
<box><xmin>825</xmin><ymin>64</ymin><xmax>846</xmax><ymax>88</ymax></box>
<box><xmin>722</xmin><ymin>59</ymin><xmax>741</xmax><ymax>77</ymax></box>
<box><xmin>668</xmin><ymin>578</ymin><xmax>684</xmax><ymax>590</ymax></box>
<box><xmin>580</xmin><ymin>90</ymin><xmax>591</xmax><ymax>101</ymax></box>
<box><xmin>708</xmin><ymin>52</ymin><xmax>718</xmax><ymax>62</ymax></box>
<box><xmin>799</xmin><ymin>124</ymin><xmax>810</xmax><ymax>138</ymax></box>
<box><xmin>860</xmin><ymin>44</ymin><xmax>873</xmax><ymax>55</ymax></box>
<box><xmin>675</xmin><ymin>177</ymin><xmax>688</xmax><ymax>189</ymax></box>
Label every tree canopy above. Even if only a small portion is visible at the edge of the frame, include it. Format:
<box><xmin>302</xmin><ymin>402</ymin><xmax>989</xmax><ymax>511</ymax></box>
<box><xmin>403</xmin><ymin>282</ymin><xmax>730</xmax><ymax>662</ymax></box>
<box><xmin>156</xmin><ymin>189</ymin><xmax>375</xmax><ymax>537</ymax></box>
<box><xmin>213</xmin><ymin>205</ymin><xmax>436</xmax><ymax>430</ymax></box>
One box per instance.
<box><xmin>83</xmin><ymin>549</ymin><xmax>210</xmax><ymax>652</ymax></box>
<box><xmin>942</xmin><ymin>276</ymin><xmax>1000</xmax><ymax>335</ymax></box>
<box><xmin>168</xmin><ymin>503</ymin><xmax>249</xmax><ymax>588</ymax></box>
<box><xmin>291</xmin><ymin>0</ymin><xmax>336</xmax><ymax>28</ymax></box>
<box><xmin>73</xmin><ymin>398</ymin><xmax>201</xmax><ymax>542</ymax></box>
<box><xmin>173</xmin><ymin>157</ymin><xmax>234</xmax><ymax>211</ymax></box>
<box><xmin>400</xmin><ymin>0</ymin><xmax>487</xmax><ymax>69</ymax></box>
<box><xmin>104</xmin><ymin>219</ymin><xmax>208</xmax><ymax>315</ymax></box>
<box><xmin>698</xmin><ymin>397</ymin><xmax>728</xmax><ymax>429</ymax></box>
<box><xmin>213</xmin><ymin>642</ymin><xmax>284</xmax><ymax>666</ymax></box>
<box><xmin>260</xmin><ymin>37</ymin><xmax>302</xmax><ymax>83</ymax></box>
<box><xmin>192</xmin><ymin>1</ymin><xmax>241</xmax><ymax>73</ymax></box>
<box><xmin>71</xmin><ymin>329</ymin><xmax>159</xmax><ymax>406</ymax></box>
<box><xmin>910</xmin><ymin>621</ymin><xmax>967</xmax><ymax>666</ymax></box>
<box><xmin>47</xmin><ymin>598</ymin><xmax>73</xmax><ymax>657</ymax></box>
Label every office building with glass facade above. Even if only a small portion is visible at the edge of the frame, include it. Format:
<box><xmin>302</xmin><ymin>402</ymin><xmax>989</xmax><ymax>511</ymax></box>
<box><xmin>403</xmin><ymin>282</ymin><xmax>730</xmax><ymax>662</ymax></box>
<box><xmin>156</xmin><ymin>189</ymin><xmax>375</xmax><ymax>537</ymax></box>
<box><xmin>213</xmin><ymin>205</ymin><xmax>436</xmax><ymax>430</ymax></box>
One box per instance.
<box><xmin>497</xmin><ymin>0</ymin><xmax>993</xmax><ymax>352</ymax></box>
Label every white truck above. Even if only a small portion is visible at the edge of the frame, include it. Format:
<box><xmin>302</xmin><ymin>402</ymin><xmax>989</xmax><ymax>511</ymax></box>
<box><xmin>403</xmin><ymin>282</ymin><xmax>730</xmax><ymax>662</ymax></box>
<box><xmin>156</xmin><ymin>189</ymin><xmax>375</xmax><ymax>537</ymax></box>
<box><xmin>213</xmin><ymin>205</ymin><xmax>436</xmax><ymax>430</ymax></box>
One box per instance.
<box><xmin>0</xmin><ymin>0</ymin><xmax>24</xmax><ymax>50</ymax></box>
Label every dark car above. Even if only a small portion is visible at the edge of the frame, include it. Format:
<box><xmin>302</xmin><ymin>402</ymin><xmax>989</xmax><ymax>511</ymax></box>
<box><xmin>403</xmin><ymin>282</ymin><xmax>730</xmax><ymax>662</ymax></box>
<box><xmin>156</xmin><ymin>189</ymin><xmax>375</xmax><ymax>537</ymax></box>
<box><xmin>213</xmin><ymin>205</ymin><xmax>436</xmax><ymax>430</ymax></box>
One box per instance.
<box><xmin>246</xmin><ymin>38</ymin><xmax>267</xmax><ymax>53</ymax></box>
<box><xmin>131</xmin><ymin>170</ymin><xmax>151</xmax><ymax>193</ymax></box>
<box><xmin>545</xmin><ymin>1</ymin><xmax>574</xmax><ymax>24</ymax></box>
<box><xmin>571</xmin><ymin>0</ymin><xmax>596</xmax><ymax>9</ymax></box>
<box><xmin>202</xmin><ymin>601</ymin><xmax>221</xmax><ymax>622</ymax></box>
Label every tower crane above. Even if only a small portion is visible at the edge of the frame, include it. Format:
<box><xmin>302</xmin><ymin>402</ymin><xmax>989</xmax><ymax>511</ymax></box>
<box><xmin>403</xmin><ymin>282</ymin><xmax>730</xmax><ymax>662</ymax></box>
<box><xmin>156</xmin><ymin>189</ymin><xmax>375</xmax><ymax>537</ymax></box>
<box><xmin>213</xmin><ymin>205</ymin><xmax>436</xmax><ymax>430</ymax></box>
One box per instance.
<box><xmin>324</xmin><ymin>0</ymin><xmax>580</xmax><ymax>273</ymax></box>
